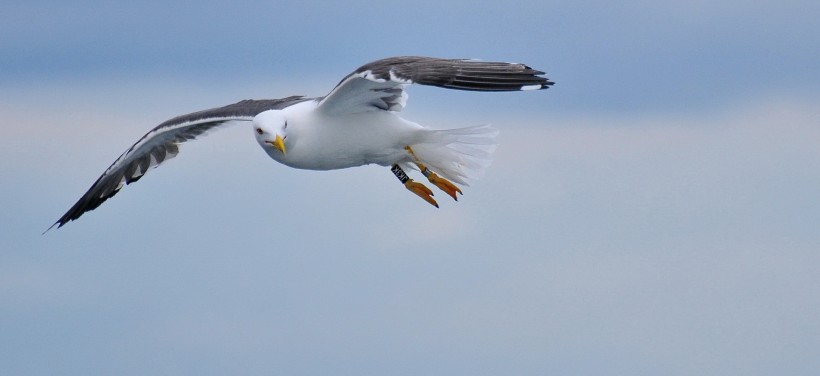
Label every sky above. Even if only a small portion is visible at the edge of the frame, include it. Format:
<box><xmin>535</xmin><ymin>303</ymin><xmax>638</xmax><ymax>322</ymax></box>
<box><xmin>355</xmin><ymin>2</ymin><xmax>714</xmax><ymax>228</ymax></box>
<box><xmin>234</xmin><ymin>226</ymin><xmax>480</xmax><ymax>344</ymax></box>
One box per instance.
<box><xmin>2</xmin><ymin>1</ymin><xmax>819</xmax><ymax>375</ymax></box>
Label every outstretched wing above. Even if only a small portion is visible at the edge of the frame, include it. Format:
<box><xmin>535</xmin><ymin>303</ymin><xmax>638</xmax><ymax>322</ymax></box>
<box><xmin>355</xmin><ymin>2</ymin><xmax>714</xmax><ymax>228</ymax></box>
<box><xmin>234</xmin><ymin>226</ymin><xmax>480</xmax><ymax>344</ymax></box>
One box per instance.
<box><xmin>48</xmin><ymin>96</ymin><xmax>310</xmax><ymax>231</ymax></box>
<box><xmin>316</xmin><ymin>56</ymin><xmax>554</xmax><ymax>115</ymax></box>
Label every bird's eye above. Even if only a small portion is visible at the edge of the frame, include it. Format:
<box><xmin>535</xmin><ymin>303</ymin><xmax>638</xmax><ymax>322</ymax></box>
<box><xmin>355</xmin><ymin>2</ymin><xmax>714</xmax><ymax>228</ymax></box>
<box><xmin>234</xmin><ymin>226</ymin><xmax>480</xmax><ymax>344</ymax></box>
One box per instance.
<box><xmin>255</xmin><ymin>128</ymin><xmax>263</xmax><ymax>135</ymax></box>
<box><xmin>283</xmin><ymin>121</ymin><xmax>288</xmax><ymax>130</ymax></box>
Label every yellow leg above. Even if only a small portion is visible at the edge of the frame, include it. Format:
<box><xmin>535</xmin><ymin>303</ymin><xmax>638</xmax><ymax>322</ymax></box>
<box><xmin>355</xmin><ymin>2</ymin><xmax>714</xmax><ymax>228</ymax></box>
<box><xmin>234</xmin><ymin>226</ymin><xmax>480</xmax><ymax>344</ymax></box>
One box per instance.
<box><xmin>405</xmin><ymin>180</ymin><xmax>439</xmax><ymax>208</ymax></box>
<box><xmin>391</xmin><ymin>164</ymin><xmax>438</xmax><ymax>208</ymax></box>
<box><xmin>404</xmin><ymin>146</ymin><xmax>463</xmax><ymax>201</ymax></box>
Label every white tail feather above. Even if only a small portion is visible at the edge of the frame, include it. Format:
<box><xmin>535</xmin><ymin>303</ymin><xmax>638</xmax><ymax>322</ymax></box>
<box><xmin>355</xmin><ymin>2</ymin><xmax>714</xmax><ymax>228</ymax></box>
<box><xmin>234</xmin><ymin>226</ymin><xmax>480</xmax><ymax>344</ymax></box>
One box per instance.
<box><xmin>410</xmin><ymin>125</ymin><xmax>498</xmax><ymax>186</ymax></box>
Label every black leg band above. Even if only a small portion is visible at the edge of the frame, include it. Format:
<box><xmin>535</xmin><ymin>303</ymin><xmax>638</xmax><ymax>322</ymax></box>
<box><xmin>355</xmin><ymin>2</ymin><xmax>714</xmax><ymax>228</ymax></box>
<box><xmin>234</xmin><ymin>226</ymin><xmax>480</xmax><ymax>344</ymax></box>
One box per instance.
<box><xmin>391</xmin><ymin>164</ymin><xmax>410</xmax><ymax>184</ymax></box>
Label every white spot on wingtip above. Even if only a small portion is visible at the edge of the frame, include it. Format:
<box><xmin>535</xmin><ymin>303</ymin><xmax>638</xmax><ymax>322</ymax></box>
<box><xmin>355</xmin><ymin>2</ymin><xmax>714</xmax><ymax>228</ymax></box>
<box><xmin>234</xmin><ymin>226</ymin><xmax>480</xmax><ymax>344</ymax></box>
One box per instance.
<box><xmin>521</xmin><ymin>84</ymin><xmax>542</xmax><ymax>91</ymax></box>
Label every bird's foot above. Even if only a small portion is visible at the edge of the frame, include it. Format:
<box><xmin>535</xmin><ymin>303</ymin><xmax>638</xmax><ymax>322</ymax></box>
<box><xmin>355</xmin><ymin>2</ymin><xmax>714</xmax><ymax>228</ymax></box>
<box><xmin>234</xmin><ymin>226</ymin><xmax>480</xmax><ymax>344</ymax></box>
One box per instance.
<box><xmin>404</xmin><ymin>180</ymin><xmax>439</xmax><ymax>208</ymax></box>
<box><xmin>426</xmin><ymin>171</ymin><xmax>462</xmax><ymax>201</ymax></box>
<box><xmin>403</xmin><ymin>145</ymin><xmax>463</xmax><ymax>202</ymax></box>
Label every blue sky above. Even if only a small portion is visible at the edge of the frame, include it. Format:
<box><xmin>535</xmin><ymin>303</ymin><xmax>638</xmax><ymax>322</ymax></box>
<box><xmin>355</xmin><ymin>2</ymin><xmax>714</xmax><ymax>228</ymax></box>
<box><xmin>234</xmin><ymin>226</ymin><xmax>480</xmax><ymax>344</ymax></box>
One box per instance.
<box><xmin>2</xmin><ymin>1</ymin><xmax>819</xmax><ymax>375</ymax></box>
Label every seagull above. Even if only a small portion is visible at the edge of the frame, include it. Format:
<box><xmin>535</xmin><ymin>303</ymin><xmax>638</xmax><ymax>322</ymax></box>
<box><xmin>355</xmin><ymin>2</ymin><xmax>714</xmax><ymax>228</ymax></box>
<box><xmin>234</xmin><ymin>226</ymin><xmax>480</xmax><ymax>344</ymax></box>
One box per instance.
<box><xmin>48</xmin><ymin>56</ymin><xmax>553</xmax><ymax>231</ymax></box>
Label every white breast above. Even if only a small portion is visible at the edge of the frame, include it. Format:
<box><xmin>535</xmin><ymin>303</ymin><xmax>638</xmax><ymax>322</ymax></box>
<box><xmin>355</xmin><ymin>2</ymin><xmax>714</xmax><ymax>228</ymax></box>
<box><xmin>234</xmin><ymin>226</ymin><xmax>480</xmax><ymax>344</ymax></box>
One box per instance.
<box><xmin>274</xmin><ymin>103</ymin><xmax>425</xmax><ymax>170</ymax></box>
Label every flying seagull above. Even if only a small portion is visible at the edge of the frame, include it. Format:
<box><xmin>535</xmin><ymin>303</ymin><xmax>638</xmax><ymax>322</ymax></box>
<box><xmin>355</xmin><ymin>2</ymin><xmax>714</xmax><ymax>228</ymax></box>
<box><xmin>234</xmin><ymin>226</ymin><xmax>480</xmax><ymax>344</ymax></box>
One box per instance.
<box><xmin>48</xmin><ymin>56</ymin><xmax>553</xmax><ymax>231</ymax></box>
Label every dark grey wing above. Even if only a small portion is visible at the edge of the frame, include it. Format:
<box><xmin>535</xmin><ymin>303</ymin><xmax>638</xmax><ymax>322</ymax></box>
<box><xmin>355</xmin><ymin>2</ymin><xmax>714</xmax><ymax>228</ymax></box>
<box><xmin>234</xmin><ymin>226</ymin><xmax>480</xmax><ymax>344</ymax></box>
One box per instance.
<box><xmin>48</xmin><ymin>96</ymin><xmax>310</xmax><ymax>231</ymax></box>
<box><xmin>316</xmin><ymin>56</ymin><xmax>554</xmax><ymax>115</ymax></box>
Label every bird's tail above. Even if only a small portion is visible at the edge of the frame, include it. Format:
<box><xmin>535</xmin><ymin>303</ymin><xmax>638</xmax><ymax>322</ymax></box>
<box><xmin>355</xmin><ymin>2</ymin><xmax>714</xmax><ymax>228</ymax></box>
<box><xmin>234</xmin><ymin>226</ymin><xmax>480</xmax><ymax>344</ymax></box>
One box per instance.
<box><xmin>409</xmin><ymin>125</ymin><xmax>498</xmax><ymax>186</ymax></box>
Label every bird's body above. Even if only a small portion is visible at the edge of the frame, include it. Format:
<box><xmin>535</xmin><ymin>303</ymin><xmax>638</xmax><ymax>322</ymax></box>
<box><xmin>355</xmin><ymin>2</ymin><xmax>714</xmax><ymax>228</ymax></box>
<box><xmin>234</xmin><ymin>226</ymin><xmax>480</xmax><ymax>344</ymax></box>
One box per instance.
<box><xmin>261</xmin><ymin>100</ymin><xmax>423</xmax><ymax>170</ymax></box>
<box><xmin>48</xmin><ymin>56</ymin><xmax>553</xmax><ymax>231</ymax></box>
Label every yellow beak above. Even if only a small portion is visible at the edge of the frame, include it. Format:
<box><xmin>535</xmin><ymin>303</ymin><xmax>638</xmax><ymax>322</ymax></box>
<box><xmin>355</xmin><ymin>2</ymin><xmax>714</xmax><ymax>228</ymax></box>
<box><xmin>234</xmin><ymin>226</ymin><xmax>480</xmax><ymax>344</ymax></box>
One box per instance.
<box><xmin>268</xmin><ymin>134</ymin><xmax>286</xmax><ymax>156</ymax></box>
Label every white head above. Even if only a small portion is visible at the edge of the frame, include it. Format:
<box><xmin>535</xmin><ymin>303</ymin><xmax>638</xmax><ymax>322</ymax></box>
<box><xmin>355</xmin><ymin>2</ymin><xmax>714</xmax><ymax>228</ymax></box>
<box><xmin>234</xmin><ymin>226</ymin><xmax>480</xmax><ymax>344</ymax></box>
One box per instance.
<box><xmin>252</xmin><ymin>110</ymin><xmax>288</xmax><ymax>158</ymax></box>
